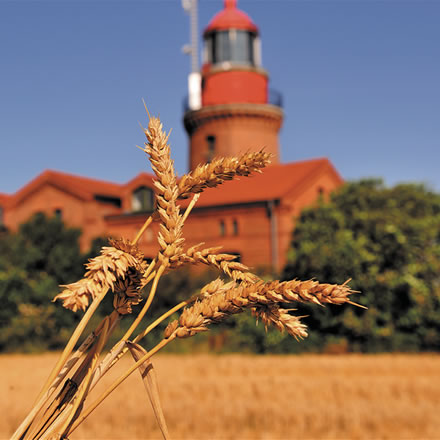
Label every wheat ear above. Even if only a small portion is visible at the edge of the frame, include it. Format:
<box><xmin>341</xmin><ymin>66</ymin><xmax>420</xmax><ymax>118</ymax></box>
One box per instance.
<box><xmin>178</xmin><ymin>150</ymin><xmax>272</xmax><ymax>199</ymax></box>
<box><xmin>173</xmin><ymin>243</ymin><xmax>258</xmax><ymax>282</ymax></box>
<box><xmin>142</xmin><ymin>116</ymin><xmax>184</xmax><ymax>266</ymax></box>
<box><xmin>164</xmin><ymin>278</ymin><xmax>359</xmax><ymax>340</ymax></box>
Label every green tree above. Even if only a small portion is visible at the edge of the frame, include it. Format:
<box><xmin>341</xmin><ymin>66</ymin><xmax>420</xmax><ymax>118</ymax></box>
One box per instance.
<box><xmin>15</xmin><ymin>212</ymin><xmax>83</xmax><ymax>284</ymax></box>
<box><xmin>283</xmin><ymin>179</ymin><xmax>440</xmax><ymax>352</ymax></box>
<box><xmin>0</xmin><ymin>213</ymin><xmax>86</xmax><ymax>351</ymax></box>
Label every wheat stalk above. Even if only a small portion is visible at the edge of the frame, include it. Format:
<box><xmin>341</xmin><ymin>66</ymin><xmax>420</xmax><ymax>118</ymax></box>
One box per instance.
<box><xmin>12</xmin><ymin>113</ymin><xmax>363</xmax><ymax>440</ymax></box>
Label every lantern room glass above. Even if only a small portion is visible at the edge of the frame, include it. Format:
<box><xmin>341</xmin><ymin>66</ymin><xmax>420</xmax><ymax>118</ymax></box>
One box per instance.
<box><xmin>206</xmin><ymin>30</ymin><xmax>256</xmax><ymax>66</ymax></box>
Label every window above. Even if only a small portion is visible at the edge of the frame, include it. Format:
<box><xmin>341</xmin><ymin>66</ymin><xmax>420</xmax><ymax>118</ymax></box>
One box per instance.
<box><xmin>232</xmin><ymin>219</ymin><xmax>239</xmax><ymax>236</ymax></box>
<box><xmin>94</xmin><ymin>195</ymin><xmax>121</xmax><ymax>208</ymax></box>
<box><xmin>232</xmin><ymin>30</ymin><xmax>254</xmax><ymax>64</ymax></box>
<box><xmin>219</xmin><ymin>220</ymin><xmax>226</xmax><ymax>236</ymax></box>
<box><xmin>54</xmin><ymin>208</ymin><xmax>62</xmax><ymax>220</ymax></box>
<box><xmin>206</xmin><ymin>135</ymin><xmax>216</xmax><ymax>163</ymax></box>
<box><xmin>132</xmin><ymin>186</ymin><xmax>155</xmax><ymax>212</ymax></box>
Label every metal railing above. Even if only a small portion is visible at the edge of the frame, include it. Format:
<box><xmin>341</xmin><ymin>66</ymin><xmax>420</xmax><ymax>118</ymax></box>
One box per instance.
<box><xmin>182</xmin><ymin>88</ymin><xmax>283</xmax><ymax>112</ymax></box>
<box><xmin>268</xmin><ymin>88</ymin><xmax>283</xmax><ymax>108</ymax></box>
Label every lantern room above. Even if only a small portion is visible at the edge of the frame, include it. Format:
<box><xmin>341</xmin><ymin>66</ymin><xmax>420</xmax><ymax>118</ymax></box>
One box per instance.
<box><xmin>201</xmin><ymin>0</ymin><xmax>268</xmax><ymax>106</ymax></box>
<box><xmin>203</xmin><ymin>0</ymin><xmax>260</xmax><ymax>67</ymax></box>
<box><xmin>203</xmin><ymin>28</ymin><xmax>259</xmax><ymax>66</ymax></box>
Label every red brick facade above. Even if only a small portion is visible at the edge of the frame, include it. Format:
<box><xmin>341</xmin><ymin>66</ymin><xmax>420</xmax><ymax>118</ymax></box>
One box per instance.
<box><xmin>0</xmin><ymin>159</ymin><xmax>342</xmax><ymax>271</ymax></box>
<box><xmin>0</xmin><ymin>1</ymin><xmax>344</xmax><ymax>272</ymax></box>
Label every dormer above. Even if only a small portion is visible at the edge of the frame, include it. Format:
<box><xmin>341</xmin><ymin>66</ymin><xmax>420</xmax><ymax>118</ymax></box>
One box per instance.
<box><xmin>132</xmin><ymin>186</ymin><xmax>155</xmax><ymax>212</ymax></box>
<box><xmin>122</xmin><ymin>173</ymin><xmax>156</xmax><ymax>213</ymax></box>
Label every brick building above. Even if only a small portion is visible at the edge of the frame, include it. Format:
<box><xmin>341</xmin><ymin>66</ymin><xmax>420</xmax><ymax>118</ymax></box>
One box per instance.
<box><xmin>0</xmin><ymin>0</ymin><xmax>343</xmax><ymax>271</ymax></box>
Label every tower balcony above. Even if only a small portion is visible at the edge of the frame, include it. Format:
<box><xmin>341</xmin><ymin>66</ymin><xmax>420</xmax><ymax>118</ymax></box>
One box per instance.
<box><xmin>183</xmin><ymin>88</ymin><xmax>283</xmax><ymax>113</ymax></box>
<box><xmin>268</xmin><ymin>88</ymin><xmax>283</xmax><ymax>108</ymax></box>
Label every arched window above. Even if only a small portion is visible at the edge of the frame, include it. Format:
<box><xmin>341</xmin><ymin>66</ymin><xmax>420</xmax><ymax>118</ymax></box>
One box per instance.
<box><xmin>132</xmin><ymin>186</ymin><xmax>154</xmax><ymax>212</ymax></box>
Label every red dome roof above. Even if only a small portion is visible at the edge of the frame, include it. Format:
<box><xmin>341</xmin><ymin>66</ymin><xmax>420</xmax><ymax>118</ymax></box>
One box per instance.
<box><xmin>204</xmin><ymin>0</ymin><xmax>258</xmax><ymax>35</ymax></box>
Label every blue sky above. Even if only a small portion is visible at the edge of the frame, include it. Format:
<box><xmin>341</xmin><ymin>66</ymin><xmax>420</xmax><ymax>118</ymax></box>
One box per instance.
<box><xmin>1</xmin><ymin>0</ymin><xmax>439</xmax><ymax>194</ymax></box>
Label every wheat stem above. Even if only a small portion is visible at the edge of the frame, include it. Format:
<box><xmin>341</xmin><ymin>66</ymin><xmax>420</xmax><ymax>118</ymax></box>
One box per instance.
<box><xmin>88</xmin><ymin>340</ymin><xmax>127</xmax><ymax>393</ymax></box>
<box><xmin>134</xmin><ymin>298</ymin><xmax>195</xmax><ymax>343</ymax></box>
<box><xmin>144</xmin><ymin>259</ymin><xmax>156</xmax><ymax>280</ymax></box>
<box><xmin>25</xmin><ymin>312</ymin><xmax>120</xmax><ymax>440</ymax></box>
<box><xmin>40</xmin><ymin>287</ymin><xmax>109</xmax><ymax>395</ymax></box>
<box><xmin>57</xmin><ymin>316</ymin><xmax>110</xmax><ymax>437</ymax></box>
<box><xmin>132</xmin><ymin>215</ymin><xmax>153</xmax><ymax>246</ymax></box>
<box><xmin>67</xmin><ymin>336</ymin><xmax>174</xmax><ymax>436</ymax></box>
<box><xmin>12</xmin><ymin>330</ymin><xmax>96</xmax><ymax>440</ymax></box>
<box><xmin>50</xmin><ymin>310</ymin><xmax>119</xmax><ymax>397</ymax></box>
<box><xmin>11</xmin><ymin>288</ymin><xmax>109</xmax><ymax>440</ymax></box>
<box><xmin>90</xmin><ymin>293</ymin><xmax>190</xmax><ymax>384</ymax></box>
<box><xmin>182</xmin><ymin>193</ymin><xmax>200</xmax><ymax>223</ymax></box>
<box><xmin>141</xmin><ymin>267</ymin><xmax>157</xmax><ymax>292</ymax></box>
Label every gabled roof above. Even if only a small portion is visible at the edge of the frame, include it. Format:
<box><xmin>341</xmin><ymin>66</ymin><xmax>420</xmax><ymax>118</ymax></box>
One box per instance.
<box><xmin>0</xmin><ymin>193</ymin><xmax>10</xmax><ymax>207</ymax></box>
<box><xmin>7</xmin><ymin>169</ymin><xmax>123</xmax><ymax>208</ymax></box>
<box><xmin>123</xmin><ymin>172</ymin><xmax>156</xmax><ymax>192</ymax></box>
<box><xmin>2</xmin><ymin>158</ymin><xmax>342</xmax><ymax>212</ymax></box>
<box><xmin>187</xmin><ymin>158</ymin><xmax>343</xmax><ymax>208</ymax></box>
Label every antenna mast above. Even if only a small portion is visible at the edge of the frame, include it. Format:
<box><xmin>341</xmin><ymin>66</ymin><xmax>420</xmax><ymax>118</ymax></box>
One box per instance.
<box><xmin>182</xmin><ymin>0</ymin><xmax>201</xmax><ymax>110</ymax></box>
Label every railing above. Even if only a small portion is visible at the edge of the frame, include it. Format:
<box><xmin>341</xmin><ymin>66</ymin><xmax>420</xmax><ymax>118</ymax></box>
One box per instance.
<box><xmin>182</xmin><ymin>88</ymin><xmax>283</xmax><ymax>113</ymax></box>
<box><xmin>268</xmin><ymin>88</ymin><xmax>283</xmax><ymax>108</ymax></box>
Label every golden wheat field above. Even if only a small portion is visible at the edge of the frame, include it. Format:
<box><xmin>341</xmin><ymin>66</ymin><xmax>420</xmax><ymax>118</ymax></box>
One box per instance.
<box><xmin>2</xmin><ymin>352</ymin><xmax>440</xmax><ymax>440</ymax></box>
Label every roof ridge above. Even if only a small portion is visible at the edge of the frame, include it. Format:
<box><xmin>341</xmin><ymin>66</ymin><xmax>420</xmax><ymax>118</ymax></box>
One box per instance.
<box><xmin>45</xmin><ymin>169</ymin><xmax>123</xmax><ymax>187</ymax></box>
<box><xmin>279</xmin><ymin>158</ymin><xmax>332</xmax><ymax>199</ymax></box>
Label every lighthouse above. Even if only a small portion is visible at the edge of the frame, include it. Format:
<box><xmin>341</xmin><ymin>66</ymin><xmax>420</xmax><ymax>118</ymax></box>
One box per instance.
<box><xmin>1</xmin><ymin>0</ymin><xmax>344</xmax><ymax>272</ymax></box>
<box><xmin>183</xmin><ymin>0</ymin><xmax>284</xmax><ymax>170</ymax></box>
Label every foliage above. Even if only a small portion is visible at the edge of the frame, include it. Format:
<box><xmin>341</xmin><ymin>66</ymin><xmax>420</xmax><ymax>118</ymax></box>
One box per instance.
<box><xmin>0</xmin><ymin>213</ymin><xmax>91</xmax><ymax>351</ymax></box>
<box><xmin>283</xmin><ymin>179</ymin><xmax>440</xmax><ymax>352</ymax></box>
<box><xmin>14</xmin><ymin>212</ymin><xmax>84</xmax><ymax>284</ymax></box>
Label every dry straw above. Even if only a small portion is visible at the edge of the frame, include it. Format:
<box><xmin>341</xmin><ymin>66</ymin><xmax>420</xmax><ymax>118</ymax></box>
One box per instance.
<box><xmin>12</xmin><ymin>113</ymin><xmax>362</xmax><ymax>440</ymax></box>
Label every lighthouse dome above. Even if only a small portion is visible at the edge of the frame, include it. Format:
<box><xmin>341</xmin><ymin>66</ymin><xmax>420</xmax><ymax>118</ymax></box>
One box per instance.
<box><xmin>204</xmin><ymin>0</ymin><xmax>258</xmax><ymax>35</ymax></box>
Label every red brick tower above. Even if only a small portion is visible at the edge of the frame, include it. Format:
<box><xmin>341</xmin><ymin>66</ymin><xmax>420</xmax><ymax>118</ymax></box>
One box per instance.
<box><xmin>183</xmin><ymin>0</ymin><xmax>283</xmax><ymax>170</ymax></box>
